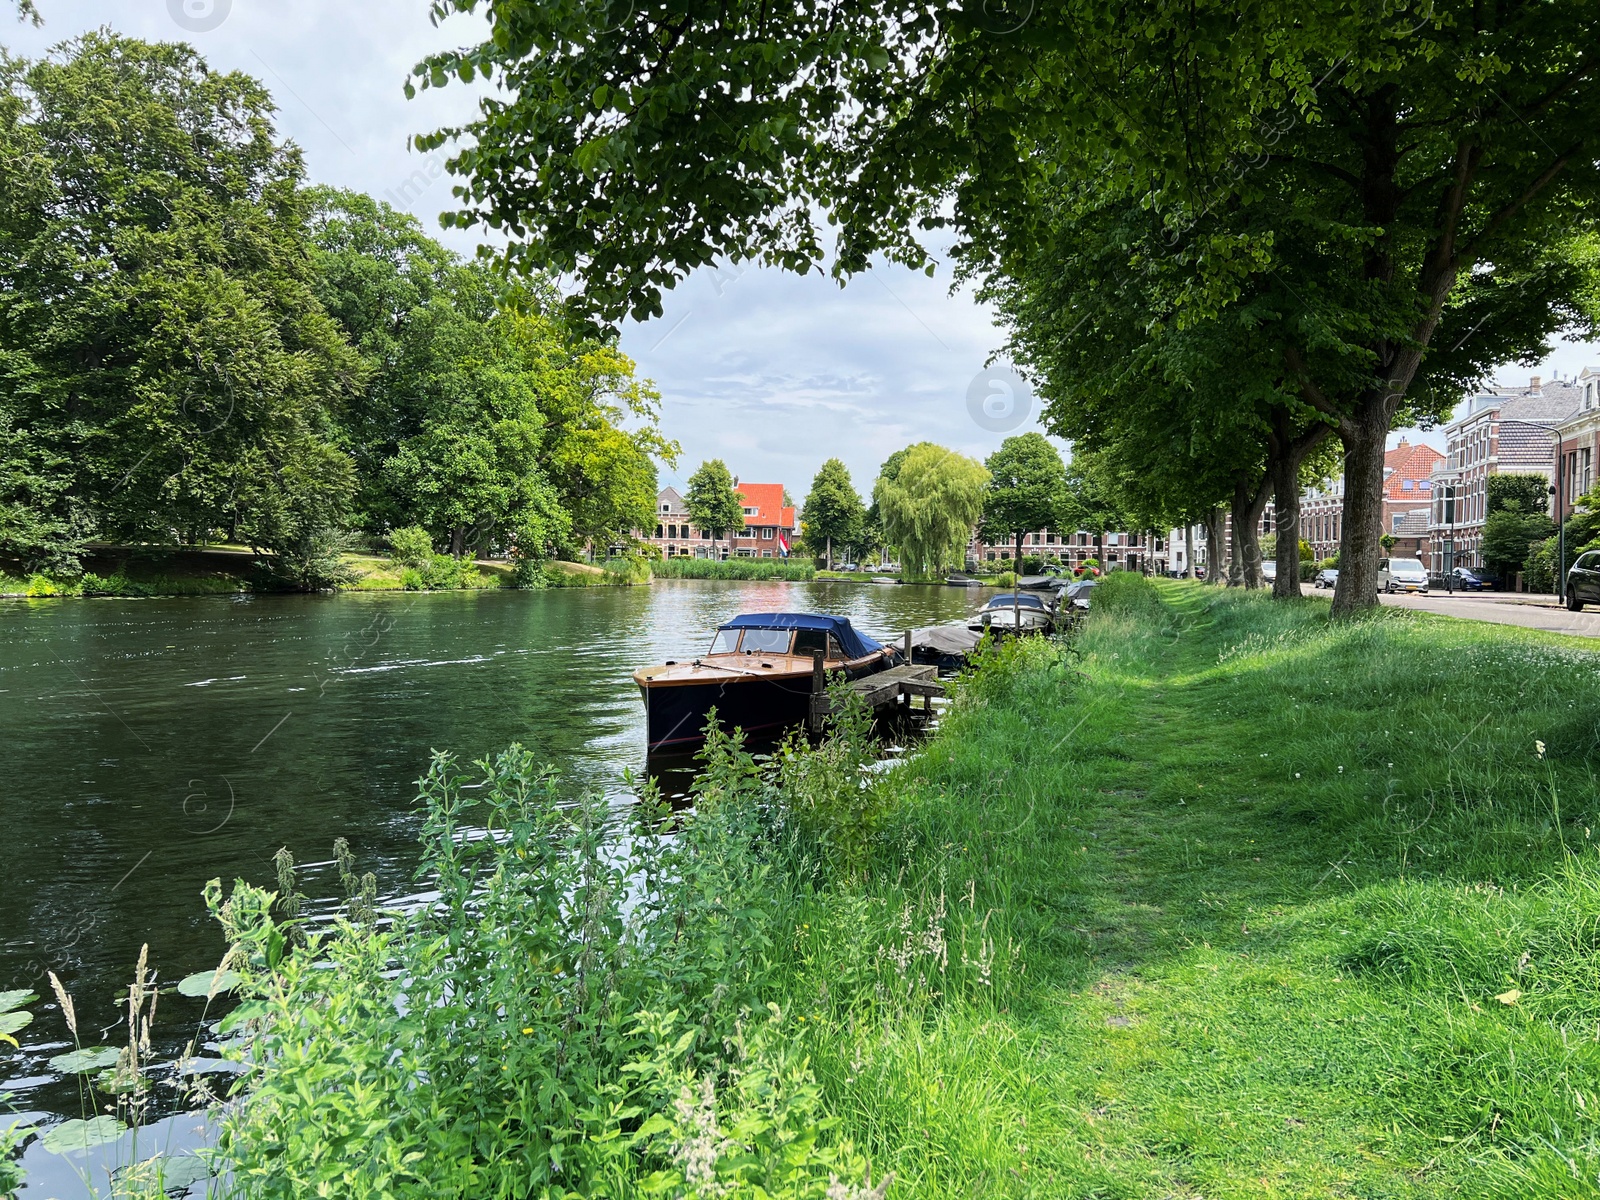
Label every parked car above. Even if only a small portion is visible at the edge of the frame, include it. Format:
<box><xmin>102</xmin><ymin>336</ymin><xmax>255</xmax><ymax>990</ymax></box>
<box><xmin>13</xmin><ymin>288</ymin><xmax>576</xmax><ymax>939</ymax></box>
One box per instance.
<box><xmin>1261</xmin><ymin>560</ymin><xmax>1277</xmax><ymax>582</ymax></box>
<box><xmin>1313</xmin><ymin>567</ymin><xmax>1339</xmax><ymax>589</ymax></box>
<box><xmin>1447</xmin><ymin>567</ymin><xmax>1491</xmax><ymax>591</ymax></box>
<box><xmin>1567</xmin><ymin>550</ymin><xmax>1600</xmax><ymax>611</ymax></box>
<box><xmin>838</xmin><ymin>562</ymin><xmax>859</xmax><ymax>573</ymax></box>
<box><xmin>1378</xmin><ymin>557</ymin><xmax>1429</xmax><ymax>594</ymax></box>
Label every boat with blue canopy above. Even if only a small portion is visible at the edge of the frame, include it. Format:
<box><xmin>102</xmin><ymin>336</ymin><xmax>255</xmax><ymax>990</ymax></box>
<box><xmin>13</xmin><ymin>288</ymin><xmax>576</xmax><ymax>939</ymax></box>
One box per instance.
<box><xmin>634</xmin><ymin>613</ymin><xmax>900</xmax><ymax>752</ymax></box>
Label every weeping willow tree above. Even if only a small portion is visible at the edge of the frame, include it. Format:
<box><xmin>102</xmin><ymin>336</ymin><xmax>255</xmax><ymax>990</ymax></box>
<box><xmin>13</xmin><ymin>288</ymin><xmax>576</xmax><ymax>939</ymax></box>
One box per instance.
<box><xmin>873</xmin><ymin>443</ymin><xmax>988</xmax><ymax>580</ymax></box>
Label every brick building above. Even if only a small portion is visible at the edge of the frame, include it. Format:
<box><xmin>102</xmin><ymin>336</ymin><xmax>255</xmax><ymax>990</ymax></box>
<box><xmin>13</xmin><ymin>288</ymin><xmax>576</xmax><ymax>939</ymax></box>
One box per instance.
<box><xmin>1426</xmin><ymin>377</ymin><xmax>1582</xmax><ymax>571</ymax></box>
<box><xmin>969</xmin><ymin>527</ymin><xmax>1152</xmax><ymax>572</ymax></box>
<box><xmin>1555</xmin><ymin>367</ymin><xmax>1600</xmax><ymax>520</ymax></box>
<box><xmin>1299</xmin><ymin>439</ymin><xmax>1443</xmax><ymax>565</ymax></box>
<box><xmin>641</xmin><ymin>483</ymin><xmax>798</xmax><ymax>559</ymax></box>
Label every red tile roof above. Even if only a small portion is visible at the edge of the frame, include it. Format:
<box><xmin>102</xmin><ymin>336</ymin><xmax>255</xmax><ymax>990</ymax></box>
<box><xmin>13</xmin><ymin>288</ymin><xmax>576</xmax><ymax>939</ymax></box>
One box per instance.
<box><xmin>734</xmin><ymin>483</ymin><xmax>796</xmax><ymax>531</ymax></box>
<box><xmin>1383</xmin><ymin>440</ymin><xmax>1444</xmax><ymax>501</ymax></box>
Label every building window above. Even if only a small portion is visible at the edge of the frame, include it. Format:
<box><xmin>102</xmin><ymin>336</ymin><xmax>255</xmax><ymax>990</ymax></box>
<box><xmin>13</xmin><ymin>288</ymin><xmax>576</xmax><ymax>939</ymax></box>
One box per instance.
<box><xmin>742</xmin><ymin>506</ymin><xmax>758</xmax><ymax>517</ymax></box>
<box><xmin>655</xmin><ymin>524</ymin><xmax>663</xmax><ymax>538</ymax></box>
<box><xmin>762</xmin><ymin>527</ymin><xmax>774</xmax><ymax>539</ymax></box>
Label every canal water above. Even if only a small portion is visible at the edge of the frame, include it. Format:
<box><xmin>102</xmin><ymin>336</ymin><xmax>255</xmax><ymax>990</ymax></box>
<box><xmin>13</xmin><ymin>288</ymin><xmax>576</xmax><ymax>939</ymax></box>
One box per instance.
<box><xmin>0</xmin><ymin>578</ymin><xmax>984</xmax><ymax>1180</ymax></box>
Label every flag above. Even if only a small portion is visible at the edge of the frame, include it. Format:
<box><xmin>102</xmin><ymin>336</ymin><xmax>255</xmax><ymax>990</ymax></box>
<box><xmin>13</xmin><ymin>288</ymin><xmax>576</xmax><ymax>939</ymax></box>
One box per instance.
<box><xmin>777</xmin><ymin>531</ymin><xmax>791</xmax><ymax>557</ymax></box>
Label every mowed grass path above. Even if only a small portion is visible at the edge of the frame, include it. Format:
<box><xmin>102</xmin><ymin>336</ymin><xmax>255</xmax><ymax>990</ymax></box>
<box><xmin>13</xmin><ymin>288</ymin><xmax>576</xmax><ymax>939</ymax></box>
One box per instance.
<box><xmin>789</xmin><ymin>579</ymin><xmax>1600</xmax><ymax>1198</ymax></box>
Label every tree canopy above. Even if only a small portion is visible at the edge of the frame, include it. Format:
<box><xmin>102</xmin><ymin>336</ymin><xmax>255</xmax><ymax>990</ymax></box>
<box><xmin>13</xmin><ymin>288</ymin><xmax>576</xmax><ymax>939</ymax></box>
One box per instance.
<box><xmin>685</xmin><ymin>460</ymin><xmax>746</xmax><ymax>556</ymax></box>
<box><xmin>982</xmin><ymin>434</ymin><xmax>1066</xmax><ymax>557</ymax></box>
<box><xmin>873</xmin><ymin>443</ymin><xmax>987</xmax><ymax>580</ymax></box>
<box><xmin>413</xmin><ymin>0</ymin><xmax>1600</xmax><ymax>614</ymax></box>
<box><xmin>0</xmin><ymin>35</ymin><xmax>672</xmax><ymax>577</ymax></box>
<box><xmin>800</xmin><ymin>458</ymin><xmax>864</xmax><ymax>567</ymax></box>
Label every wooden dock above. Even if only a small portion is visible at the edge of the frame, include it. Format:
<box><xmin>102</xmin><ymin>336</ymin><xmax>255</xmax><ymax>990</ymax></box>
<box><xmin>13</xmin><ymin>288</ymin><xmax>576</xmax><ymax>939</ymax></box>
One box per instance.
<box><xmin>807</xmin><ymin>634</ymin><xmax>945</xmax><ymax>731</ymax></box>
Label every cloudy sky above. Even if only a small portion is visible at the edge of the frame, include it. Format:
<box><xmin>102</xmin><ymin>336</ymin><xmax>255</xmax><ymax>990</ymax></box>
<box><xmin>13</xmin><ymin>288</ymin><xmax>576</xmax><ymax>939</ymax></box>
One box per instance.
<box><xmin>8</xmin><ymin>2</ymin><xmax>1596</xmax><ymax>495</ymax></box>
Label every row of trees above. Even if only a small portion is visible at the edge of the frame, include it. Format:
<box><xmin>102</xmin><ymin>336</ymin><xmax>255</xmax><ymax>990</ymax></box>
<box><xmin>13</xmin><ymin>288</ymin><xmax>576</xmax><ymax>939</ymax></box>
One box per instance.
<box><xmin>794</xmin><ymin>433</ymin><xmax>1145</xmax><ymax>580</ymax></box>
<box><xmin>414</xmin><ymin>0</ymin><xmax>1600</xmax><ymax>615</ymax></box>
<box><xmin>0</xmin><ymin>34</ymin><xmax>672</xmax><ymax>578</ymax></box>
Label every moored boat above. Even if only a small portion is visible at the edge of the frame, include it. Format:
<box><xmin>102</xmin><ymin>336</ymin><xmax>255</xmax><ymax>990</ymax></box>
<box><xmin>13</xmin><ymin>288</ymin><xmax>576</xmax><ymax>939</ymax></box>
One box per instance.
<box><xmin>634</xmin><ymin>613</ymin><xmax>899</xmax><ymax>752</ymax></box>
<box><xmin>967</xmin><ymin>591</ymin><xmax>1056</xmax><ymax>635</ymax></box>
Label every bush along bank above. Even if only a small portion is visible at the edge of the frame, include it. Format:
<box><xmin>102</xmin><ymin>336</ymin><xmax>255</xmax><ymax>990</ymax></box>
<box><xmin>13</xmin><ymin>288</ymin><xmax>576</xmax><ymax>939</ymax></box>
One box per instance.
<box><xmin>650</xmin><ymin>557</ymin><xmax>815</xmax><ymax>581</ymax></box>
<box><xmin>186</xmin><ymin>577</ymin><xmax>1600</xmax><ymax>1197</ymax></box>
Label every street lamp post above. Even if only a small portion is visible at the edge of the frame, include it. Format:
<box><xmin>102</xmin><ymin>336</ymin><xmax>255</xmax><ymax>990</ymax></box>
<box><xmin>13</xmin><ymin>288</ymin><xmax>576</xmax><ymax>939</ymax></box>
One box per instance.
<box><xmin>1497</xmin><ymin>418</ymin><xmax>1567</xmax><ymax>605</ymax></box>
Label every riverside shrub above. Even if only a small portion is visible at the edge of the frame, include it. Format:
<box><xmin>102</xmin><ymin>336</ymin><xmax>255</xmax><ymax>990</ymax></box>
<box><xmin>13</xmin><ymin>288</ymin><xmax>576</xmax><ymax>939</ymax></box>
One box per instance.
<box><xmin>208</xmin><ymin>727</ymin><xmax>889</xmax><ymax>1199</ymax></box>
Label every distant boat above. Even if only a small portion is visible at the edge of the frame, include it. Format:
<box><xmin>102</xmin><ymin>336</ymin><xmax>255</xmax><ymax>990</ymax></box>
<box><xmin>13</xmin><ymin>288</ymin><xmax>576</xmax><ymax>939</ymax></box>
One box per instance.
<box><xmin>945</xmin><ymin>573</ymin><xmax>983</xmax><ymax>587</ymax></box>
<box><xmin>634</xmin><ymin>613</ymin><xmax>899</xmax><ymax>751</ymax></box>
<box><xmin>968</xmin><ymin>592</ymin><xmax>1056</xmax><ymax>635</ymax></box>
<box><xmin>871</xmin><ymin>576</ymin><xmax>897</xmax><ymax>585</ymax></box>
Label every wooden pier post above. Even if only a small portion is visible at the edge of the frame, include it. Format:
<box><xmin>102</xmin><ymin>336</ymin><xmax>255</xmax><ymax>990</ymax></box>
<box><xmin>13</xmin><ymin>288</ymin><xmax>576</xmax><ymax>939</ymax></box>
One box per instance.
<box><xmin>809</xmin><ymin>650</ymin><xmax>826</xmax><ymax>731</ymax></box>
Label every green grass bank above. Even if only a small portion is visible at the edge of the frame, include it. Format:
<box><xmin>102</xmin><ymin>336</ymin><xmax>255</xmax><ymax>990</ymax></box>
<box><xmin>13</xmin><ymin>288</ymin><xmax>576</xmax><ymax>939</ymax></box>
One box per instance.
<box><xmin>0</xmin><ymin>549</ymin><xmax>657</xmax><ymax>598</ymax></box>
<box><xmin>146</xmin><ymin>578</ymin><xmax>1600</xmax><ymax>1198</ymax></box>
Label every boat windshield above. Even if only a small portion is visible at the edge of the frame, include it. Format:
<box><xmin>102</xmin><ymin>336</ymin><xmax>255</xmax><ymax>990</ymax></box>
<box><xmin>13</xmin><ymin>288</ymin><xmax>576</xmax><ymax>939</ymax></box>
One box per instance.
<box><xmin>985</xmin><ymin>593</ymin><xmax>1045</xmax><ymax>610</ymax></box>
<box><xmin>737</xmin><ymin>628</ymin><xmax>794</xmax><ymax>655</ymax></box>
<box><xmin>709</xmin><ymin>629</ymin><xmax>740</xmax><ymax>654</ymax></box>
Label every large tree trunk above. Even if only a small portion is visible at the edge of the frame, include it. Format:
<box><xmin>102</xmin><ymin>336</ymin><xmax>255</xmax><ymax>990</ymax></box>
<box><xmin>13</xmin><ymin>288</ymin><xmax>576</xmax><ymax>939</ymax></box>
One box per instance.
<box><xmin>1269</xmin><ymin>416</ymin><xmax>1330</xmax><ymax>601</ymax></box>
<box><xmin>1203</xmin><ymin>507</ymin><xmax>1227</xmax><ymax>583</ymax></box>
<box><xmin>1331</xmin><ymin>398</ymin><xmax>1390</xmax><ymax>616</ymax></box>
<box><xmin>1231</xmin><ymin>477</ymin><xmax>1271</xmax><ymax>588</ymax></box>
<box><xmin>1184</xmin><ymin>522</ymin><xmax>1196</xmax><ymax>579</ymax></box>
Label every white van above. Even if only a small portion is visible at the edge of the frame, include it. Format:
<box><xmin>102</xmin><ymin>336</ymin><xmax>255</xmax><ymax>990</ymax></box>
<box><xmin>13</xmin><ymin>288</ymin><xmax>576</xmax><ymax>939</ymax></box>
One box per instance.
<box><xmin>1378</xmin><ymin>557</ymin><xmax>1429</xmax><ymax>594</ymax></box>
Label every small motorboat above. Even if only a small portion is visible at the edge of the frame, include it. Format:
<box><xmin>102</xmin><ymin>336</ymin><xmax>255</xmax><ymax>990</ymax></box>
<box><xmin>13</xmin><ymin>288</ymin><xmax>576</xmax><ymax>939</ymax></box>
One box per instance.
<box><xmin>968</xmin><ymin>591</ymin><xmax>1056</xmax><ymax>635</ymax></box>
<box><xmin>634</xmin><ymin>613</ymin><xmax>899</xmax><ymax>751</ymax></box>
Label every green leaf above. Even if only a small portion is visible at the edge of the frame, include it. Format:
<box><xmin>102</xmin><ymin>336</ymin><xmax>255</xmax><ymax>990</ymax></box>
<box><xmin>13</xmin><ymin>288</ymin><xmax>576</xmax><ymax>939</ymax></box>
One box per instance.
<box><xmin>49</xmin><ymin>1046</ymin><xmax>121</xmax><ymax>1074</ymax></box>
<box><xmin>217</xmin><ymin>999</ymin><xmax>268</xmax><ymax>1036</ymax></box>
<box><xmin>177</xmin><ymin>967</ymin><xmax>242</xmax><ymax>998</ymax></box>
<box><xmin>0</xmin><ymin>1011</ymin><xmax>32</xmax><ymax>1038</ymax></box>
<box><xmin>41</xmin><ymin>1116</ymin><xmax>126</xmax><ymax>1154</ymax></box>
<box><xmin>0</xmin><ymin>990</ymin><xmax>36</xmax><ymax>1014</ymax></box>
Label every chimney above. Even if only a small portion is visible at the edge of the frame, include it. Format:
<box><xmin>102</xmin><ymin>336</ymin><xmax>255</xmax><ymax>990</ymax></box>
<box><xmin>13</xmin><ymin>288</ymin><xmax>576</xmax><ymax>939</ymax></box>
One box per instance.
<box><xmin>1530</xmin><ymin>375</ymin><xmax>1542</xmax><ymax>391</ymax></box>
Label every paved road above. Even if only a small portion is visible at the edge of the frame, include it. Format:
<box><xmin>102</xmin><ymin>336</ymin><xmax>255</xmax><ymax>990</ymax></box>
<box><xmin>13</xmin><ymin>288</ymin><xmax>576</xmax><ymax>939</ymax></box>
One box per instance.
<box><xmin>1300</xmin><ymin>583</ymin><xmax>1600</xmax><ymax>639</ymax></box>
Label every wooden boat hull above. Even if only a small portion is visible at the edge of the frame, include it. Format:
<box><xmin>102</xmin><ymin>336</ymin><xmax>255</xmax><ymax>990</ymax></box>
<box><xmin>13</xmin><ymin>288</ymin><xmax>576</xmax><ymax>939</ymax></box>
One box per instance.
<box><xmin>638</xmin><ymin>655</ymin><xmax>892</xmax><ymax>751</ymax></box>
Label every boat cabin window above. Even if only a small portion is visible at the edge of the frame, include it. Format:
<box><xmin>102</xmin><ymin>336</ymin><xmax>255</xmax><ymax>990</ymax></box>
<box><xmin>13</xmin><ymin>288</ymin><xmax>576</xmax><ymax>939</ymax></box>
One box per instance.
<box><xmin>792</xmin><ymin>628</ymin><xmax>827</xmax><ymax>658</ymax></box>
<box><xmin>737</xmin><ymin>628</ymin><xmax>794</xmax><ymax>655</ymax></box>
<box><xmin>709</xmin><ymin>629</ymin><xmax>740</xmax><ymax>654</ymax></box>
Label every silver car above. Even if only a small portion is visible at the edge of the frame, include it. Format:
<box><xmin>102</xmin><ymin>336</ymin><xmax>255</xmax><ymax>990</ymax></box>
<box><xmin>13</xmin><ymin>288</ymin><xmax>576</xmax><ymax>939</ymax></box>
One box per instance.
<box><xmin>1378</xmin><ymin>557</ymin><xmax>1429</xmax><ymax>594</ymax></box>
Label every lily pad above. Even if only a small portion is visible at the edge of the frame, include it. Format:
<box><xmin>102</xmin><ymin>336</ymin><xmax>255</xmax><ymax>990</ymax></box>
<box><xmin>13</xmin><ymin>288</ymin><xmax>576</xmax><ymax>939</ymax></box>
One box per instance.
<box><xmin>49</xmin><ymin>1046</ymin><xmax>121</xmax><ymax>1074</ymax></box>
<box><xmin>0</xmin><ymin>989</ymin><xmax>36</xmax><ymax>1013</ymax></box>
<box><xmin>0</xmin><ymin>1010</ymin><xmax>32</xmax><ymax>1038</ymax></box>
<box><xmin>177</xmin><ymin>967</ymin><xmax>241</xmax><ymax>998</ymax></box>
<box><xmin>115</xmin><ymin>1152</ymin><xmax>212</xmax><ymax>1191</ymax></box>
<box><xmin>40</xmin><ymin>1115</ymin><xmax>126</xmax><ymax>1154</ymax></box>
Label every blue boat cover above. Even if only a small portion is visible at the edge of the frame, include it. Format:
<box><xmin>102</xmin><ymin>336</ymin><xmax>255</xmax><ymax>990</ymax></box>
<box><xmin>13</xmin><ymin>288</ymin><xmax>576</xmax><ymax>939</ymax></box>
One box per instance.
<box><xmin>720</xmin><ymin>613</ymin><xmax>886</xmax><ymax>660</ymax></box>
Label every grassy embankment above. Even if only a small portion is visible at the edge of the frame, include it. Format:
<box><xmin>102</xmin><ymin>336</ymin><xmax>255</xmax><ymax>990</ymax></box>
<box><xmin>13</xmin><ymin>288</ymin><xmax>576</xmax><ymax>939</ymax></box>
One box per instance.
<box><xmin>196</xmin><ymin>576</ymin><xmax>1600</xmax><ymax>1198</ymax></box>
<box><xmin>0</xmin><ymin>549</ymin><xmax>656</xmax><ymax>597</ymax></box>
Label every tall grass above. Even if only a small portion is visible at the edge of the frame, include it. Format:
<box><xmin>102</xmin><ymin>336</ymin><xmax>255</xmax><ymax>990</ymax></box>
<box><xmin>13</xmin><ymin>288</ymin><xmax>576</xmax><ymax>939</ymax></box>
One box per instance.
<box><xmin>651</xmin><ymin>557</ymin><xmax>815</xmax><ymax>581</ymax></box>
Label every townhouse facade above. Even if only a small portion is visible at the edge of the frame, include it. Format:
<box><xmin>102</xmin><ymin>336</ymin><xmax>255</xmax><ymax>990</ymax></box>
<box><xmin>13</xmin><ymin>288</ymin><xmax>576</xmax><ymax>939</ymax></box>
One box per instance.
<box><xmin>1426</xmin><ymin>376</ymin><xmax>1582</xmax><ymax>571</ymax></box>
<box><xmin>640</xmin><ymin>483</ymin><xmax>798</xmax><ymax>559</ymax></box>
<box><xmin>969</xmin><ymin>527</ymin><xmax>1153</xmax><ymax>573</ymax></box>
<box><xmin>1299</xmin><ymin>439</ymin><xmax>1443</xmax><ymax>566</ymax></box>
<box><xmin>1555</xmin><ymin>367</ymin><xmax>1600</xmax><ymax>521</ymax></box>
